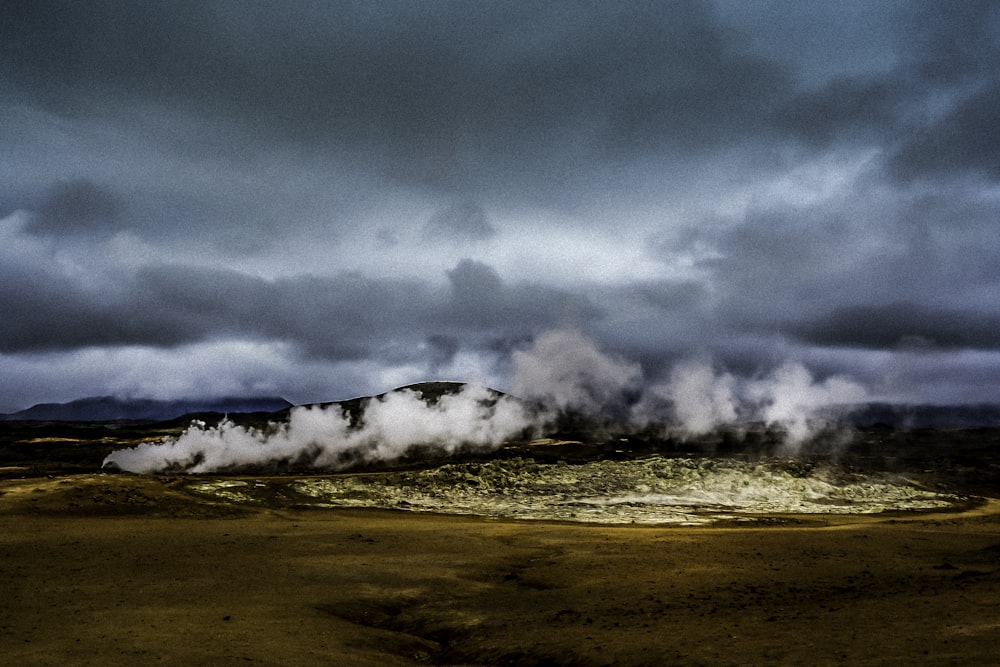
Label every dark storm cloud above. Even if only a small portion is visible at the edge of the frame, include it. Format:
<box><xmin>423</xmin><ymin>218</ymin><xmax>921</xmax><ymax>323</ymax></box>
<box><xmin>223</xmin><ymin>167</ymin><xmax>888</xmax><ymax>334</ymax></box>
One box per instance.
<box><xmin>883</xmin><ymin>0</ymin><xmax>1000</xmax><ymax>181</ymax></box>
<box><xmin>0</xmin><ymin>251</ymin><xmax>596</xmax><ymax>364</ymax></box>
<box><xmin>665</xmin><ymin>179</ymin><xmax>1000</xmax><ymax>374</ymax></box>
<box><xmin>763</xmin><ymin>0</ymin><xmax>1000</xmax><ymax>177</ymax></box>
<box><xmin>125</xmin><ymin>266</ymin><xmax>437</xmax><ymax>360</ymax></box>
<box><xmin>25</xmin><ymin>180</ymin><xmax>124</xmax><ymax>236</ymax></box>
<box><xmin>633</xmin><ymin>280</ymin><xmax>710</xmax><ymax>314</ymax></box>
<box><xmin>0</xmin><ymin>261</ymin><xmax>181</xmax><ymax>352</ymax></box>
<box><xmin>444</xmin><ymin>259</ymin><xmax>600</xmax><ymax>333</ymax></box>
<box><xmin>3</xmin><ymin>1</ymin><xmax>1000</xmax><ymax>409</ymax></box>
<box><xmin>716</xmin><ymin>185</ymin><xmax>997</xmax><ymax>308</ymax></box>
<box><xmin>446</xmin><ymin>259</ymin><xmax>505</xmax><ymax>322</ymax></box>
<box><xmin>788</xmin><ymin>303</ymin><xmax>1000</xmax><ymax>351</ymax></box>
<box><xmin>704</xmin><ymin>209</ymin><xmax>860</xmax><ymax>326</ymax></box>
<box><xmin>3</xmin><ymin>0</ymin><xmax>996</xmax><ymax>191</ymax></box>
<box><xmin>0</xmin><ymin>256</ymin><xmax>427</xmax><ymax>355</ymax></box>
<box><xmin>423</xmin><ymin>202</ymin><xmax>495</xmax><ymax>242</ymax></box>
<box><xmin>902</xmin><ymin>0</ymin><xmax>1000</xmax><ymax>84</ymax></box>
<box><xmin>0</xmin><ymin>0</ymin><xmax>792</xmax><ymax>196</ymax></box>
<box><xmin>890</xmin><ymin>83</ymin><xmax>1000</xmax><ymax>181</ymax></box>
<box><xmin>0</xmin><ymin>264</ymin><xmax>110</xmax><ymax>352</ymax></box>
<box><xmin>425</xmin><ymin>334</ymin><xmax>460</xmax><ymax>372</ymax></box>
<box><xmin>775</xmin><ymin>77</ymin><xmax>907</xmax><ymax>148</ymax></box>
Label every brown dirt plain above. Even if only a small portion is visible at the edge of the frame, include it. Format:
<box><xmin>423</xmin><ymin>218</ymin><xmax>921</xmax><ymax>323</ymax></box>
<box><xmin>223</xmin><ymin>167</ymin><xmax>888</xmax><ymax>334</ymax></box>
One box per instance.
<box><xmin>2</xmin><ymin>469</ymin><xmax>999</xmax><ymax>667</ymax></box>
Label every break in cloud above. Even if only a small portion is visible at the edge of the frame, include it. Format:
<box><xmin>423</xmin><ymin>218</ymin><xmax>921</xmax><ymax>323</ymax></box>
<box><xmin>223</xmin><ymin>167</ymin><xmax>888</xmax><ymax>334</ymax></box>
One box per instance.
<box><xmin>2</xmin><ymin>1</ymin><xmax>1000</xmax><ymax>413</ymax></box>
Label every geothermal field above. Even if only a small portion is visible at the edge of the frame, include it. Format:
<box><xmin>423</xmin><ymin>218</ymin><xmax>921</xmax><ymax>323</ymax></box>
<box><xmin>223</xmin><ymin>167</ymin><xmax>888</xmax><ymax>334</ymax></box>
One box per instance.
<box><xmin>3</xmin><ymin>382</ymin><xmax>1000</xmax><ymax>666</ymax></box>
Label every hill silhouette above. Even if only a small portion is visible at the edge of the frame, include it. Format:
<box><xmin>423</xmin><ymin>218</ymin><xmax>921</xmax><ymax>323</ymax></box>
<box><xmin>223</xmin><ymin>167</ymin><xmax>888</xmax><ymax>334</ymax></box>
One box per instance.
<box><xmin>1</xmin><ymin>395</ymin><xmax>293</xmax><ymax>422</ymax></box>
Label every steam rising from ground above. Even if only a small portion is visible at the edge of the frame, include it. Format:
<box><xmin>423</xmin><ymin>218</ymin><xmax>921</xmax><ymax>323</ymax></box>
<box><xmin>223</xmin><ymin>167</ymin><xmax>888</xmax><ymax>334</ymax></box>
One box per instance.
<box><xmin>511</xmin><ymin>330</ymin><xmax>642</xmax><ymax>414</ymax></box>
<box><xmin>104</xmin><ymin>329</ymin><xmax>868</xmax><ymax>473</ymax></box>
<box><xmin>512</xmin><ymin>330</ymin><xmax>867</xmax><ymax>448</ymax></box>
<box><xmin>104</xmin><ymin>383</ymin><xmax>534</xmax><ymax>474</ymax></box>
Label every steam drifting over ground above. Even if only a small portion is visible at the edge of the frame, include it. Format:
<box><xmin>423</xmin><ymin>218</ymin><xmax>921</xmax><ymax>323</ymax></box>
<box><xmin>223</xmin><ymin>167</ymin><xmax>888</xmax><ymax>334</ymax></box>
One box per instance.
<box><xmin>103</xmin><ymin>383</ymin><xmax>534</xmax><ymax>474</ymax></box>
<box><xmin>104</xmin><ymin>330</ymin><xmax>868</xmax><ymax>474</ymax></box>
<box><xmin>512</xmin><ymin>330</ymin><xmax>867</xmax><ymax>449</ymax></box>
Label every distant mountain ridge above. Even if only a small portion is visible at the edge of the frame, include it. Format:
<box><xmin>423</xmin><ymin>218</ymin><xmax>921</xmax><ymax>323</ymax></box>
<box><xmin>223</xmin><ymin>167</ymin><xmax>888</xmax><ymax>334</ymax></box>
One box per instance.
<box><xmin>1</xmin><ymin>395</ymin><xmax>293</xmax><ymax>422</ymax></box>
<box><xmin>4</xmin><ymin>387</ymin><xmax>1000</xmax><ymax>429</ymax></box>
<box><xmin>842</xmin><ymin>402</ymin><xmax>1000</xmax><ymax>428</ymax></box>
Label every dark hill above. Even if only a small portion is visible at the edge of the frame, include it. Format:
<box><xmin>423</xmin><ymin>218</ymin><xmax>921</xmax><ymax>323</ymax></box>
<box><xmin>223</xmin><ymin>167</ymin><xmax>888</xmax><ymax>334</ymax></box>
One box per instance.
<box><xmin>843</xmin><ymin>403</ymin><xmax>1000</xmax><ymax>428</ymax></box>
<box><xmin>279</xmin><ymin>381</ymin><xmax>509</xmax><ymax>427</ymax></box>
<box><xmin>1</xmin><ymin>396</ymin><xmax>293</xmax><ymax>422</ymax></box>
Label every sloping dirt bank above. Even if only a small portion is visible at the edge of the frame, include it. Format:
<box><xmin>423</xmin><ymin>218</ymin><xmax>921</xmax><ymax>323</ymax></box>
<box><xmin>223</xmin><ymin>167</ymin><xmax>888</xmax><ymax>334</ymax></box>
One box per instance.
<box><xmin>2</xmin><ymin>473</ymin><xmax>1000</xmax><ymax>666</ymax></box>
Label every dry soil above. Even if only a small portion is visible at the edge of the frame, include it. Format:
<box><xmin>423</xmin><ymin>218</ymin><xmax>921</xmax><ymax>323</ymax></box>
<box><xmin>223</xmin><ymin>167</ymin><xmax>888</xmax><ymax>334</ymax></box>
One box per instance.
<box><xmin>2</xmin><ymin>473</ymin><xmax>1000</xmax><ymax>666</ymax></box>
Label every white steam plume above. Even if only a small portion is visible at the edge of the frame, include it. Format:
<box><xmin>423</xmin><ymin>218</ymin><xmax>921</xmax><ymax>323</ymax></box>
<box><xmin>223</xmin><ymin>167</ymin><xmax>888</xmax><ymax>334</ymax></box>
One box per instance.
<box><xmin>511</xmin><ymin>329</ymin><xmax>642</xmax><ymax>415</ymax></box>
<box><xmin>745</xmin><ymin>361</ymin><xmax>868</xmax><ymax>450</ymax></box>
<box><xmin>104</xmin><ymin>330</ymin><xmax>870</xmax><ymax>474</ymax></box>
<box><xmin>510</xmin><ymin>330</ymin><xmax>867</xmax><ymax>449</ymax></box>
<box><xmin>103</xmin><ymin>383</ymin><xmax>534</xmax><ymax>474</ymax></box>
<box><xmin>632</xmin><ymin>358</ymin><xmax>739</xmax><ymax>435</ymax></box>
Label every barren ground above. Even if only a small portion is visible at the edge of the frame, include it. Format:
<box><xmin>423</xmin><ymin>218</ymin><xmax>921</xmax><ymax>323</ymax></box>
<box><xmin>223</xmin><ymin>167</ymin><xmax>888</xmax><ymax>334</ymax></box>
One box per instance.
<box><xmin>2</xmin><ymin>470</ymin><xmax>1000</xmax><ymax>666</ymax></box>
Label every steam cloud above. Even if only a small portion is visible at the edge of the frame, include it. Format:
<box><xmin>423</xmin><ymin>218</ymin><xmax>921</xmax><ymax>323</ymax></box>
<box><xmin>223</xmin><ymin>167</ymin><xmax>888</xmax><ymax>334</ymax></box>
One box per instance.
<box><xmin>745</xmin><ymin>362</ymin><xmax>868</xmax><ymax>449</ymax></box>
<box><xmin>631</xmin><ymin>358</ymin><xmax>740</xmax><ymax>436</ymax></box>
<box><xmin>512</xmin><ymin>330</ymin><xmax>867</xmax><ymax>447</ymax></box>
<box><xmin>511</xmin><ymin>329</ymin><xmax>642</xmax><ymax>414</ymax></box>
<box><xmin>103</xmin><ymin>383</ymin><xmax>535</xmax><ymax>474</ymax></box>
<box><xmin>104</xmin><ymin>329</ymin><xmax>868</xmax><ymax>473</ymax></box>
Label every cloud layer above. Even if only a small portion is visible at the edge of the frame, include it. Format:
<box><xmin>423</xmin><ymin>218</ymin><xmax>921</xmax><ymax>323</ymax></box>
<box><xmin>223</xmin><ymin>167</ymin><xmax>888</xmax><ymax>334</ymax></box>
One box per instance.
<box><xmin>2</xmin><ymin>1</ymin><xmax>1000</xmax><ymax>412</ymax></box>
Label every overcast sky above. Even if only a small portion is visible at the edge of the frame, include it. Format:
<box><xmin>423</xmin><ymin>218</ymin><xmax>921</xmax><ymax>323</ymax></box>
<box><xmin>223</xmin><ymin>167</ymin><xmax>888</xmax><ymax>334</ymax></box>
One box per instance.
<box><xmin>2</xmin><ymin>0</ymin><xmax>999</xmax><ymax>412</ymax></box>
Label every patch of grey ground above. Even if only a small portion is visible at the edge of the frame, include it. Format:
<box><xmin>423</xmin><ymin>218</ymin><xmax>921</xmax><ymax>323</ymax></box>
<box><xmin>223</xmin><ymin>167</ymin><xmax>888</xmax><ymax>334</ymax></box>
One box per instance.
<box><xmin>185</xmin><ymin>456</ymin><xmax>962</xmax><ymax>525</ymax></box>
